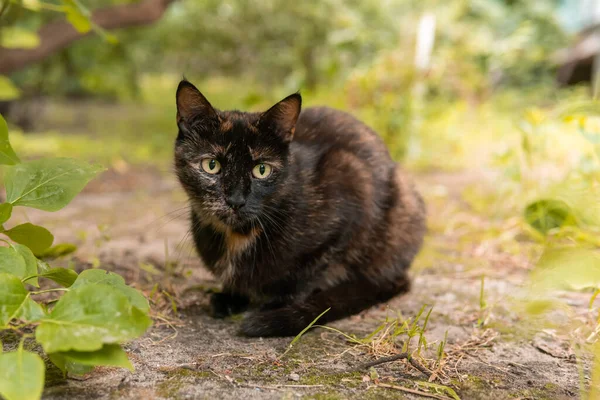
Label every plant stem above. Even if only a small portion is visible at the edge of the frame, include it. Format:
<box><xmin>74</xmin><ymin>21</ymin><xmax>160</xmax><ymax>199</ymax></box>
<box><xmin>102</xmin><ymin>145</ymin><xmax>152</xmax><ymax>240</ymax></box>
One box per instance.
<box><xmin>31</xmin><ymin>287</ymin><xmax>69</xmax><ymax>295</ymax></box>
<box><xmin>21</xmin><ymin>274</ymin><xmax>39</xmax><ymax>283</ymax></box>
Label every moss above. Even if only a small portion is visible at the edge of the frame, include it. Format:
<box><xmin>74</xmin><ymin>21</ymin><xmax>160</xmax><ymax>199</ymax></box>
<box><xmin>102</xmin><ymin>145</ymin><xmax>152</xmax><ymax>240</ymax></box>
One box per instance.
<box><xmin>284</xmin><ymin>332</ymin><xmax>329</xmax><ymax>360</ymax></box>
<box><xmin>456</xmin><ymin>374</ymin><xmax>498</xmax><ymax>398</ymax></box>
<box><xmin>306</xmin><ymin>393</ymin><xmax>345</xmax><ymax>400</ymax></box>
<box><xmin>299</xmin><ymin>370</ymin><xmax>363</xmax><ymax>387</ymax></box>
<box><xmin>361</xmin><ymin>387</ymin><xmax>408</xmax><ymax>400</ymax></box>
<box><xmin>510</xmin><ymin>383</ymin><xmax>561</xmax><ymax>400</ymax></box>
<box><xmin>462</xmin><ymin>375</ymin><xmax>489</xmax><ymax>390</ymax></box>
<box><xmin>233</xmin><ymin>358</ymin><xmax>306</xmax><ymax>384</ymax></box>
<box><xmin>156</xmin><ymin>368</ymin><xmax>212</xmax><ymax>398</ymax></box>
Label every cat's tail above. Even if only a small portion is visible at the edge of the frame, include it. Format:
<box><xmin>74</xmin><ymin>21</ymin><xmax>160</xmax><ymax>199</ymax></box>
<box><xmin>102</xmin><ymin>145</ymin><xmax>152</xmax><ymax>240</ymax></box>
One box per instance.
<box><xmin>240</xmin><ymin>273</ymin><xmax>410</xmax><ymax>337</ymax></box>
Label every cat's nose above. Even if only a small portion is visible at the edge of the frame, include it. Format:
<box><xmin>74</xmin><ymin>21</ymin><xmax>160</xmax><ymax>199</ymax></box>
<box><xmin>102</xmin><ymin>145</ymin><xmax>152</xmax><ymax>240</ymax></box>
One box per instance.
<box><xmin>226</xmin><ymin>193</ymin><xmax>246</xmax><ymax>210</ymax></box>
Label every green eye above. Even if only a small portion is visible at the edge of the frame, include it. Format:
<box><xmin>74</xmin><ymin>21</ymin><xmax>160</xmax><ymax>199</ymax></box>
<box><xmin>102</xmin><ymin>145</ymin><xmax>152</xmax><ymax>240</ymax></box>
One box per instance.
<box><xmin>201</xmin><ymin>158</ymin><xmax>221</xmax><ymax>174</ymax></box>
<box><xmin>252</xmin><ymin>163</ymin><xmax>272</xmax><ymax>179</ymax></box>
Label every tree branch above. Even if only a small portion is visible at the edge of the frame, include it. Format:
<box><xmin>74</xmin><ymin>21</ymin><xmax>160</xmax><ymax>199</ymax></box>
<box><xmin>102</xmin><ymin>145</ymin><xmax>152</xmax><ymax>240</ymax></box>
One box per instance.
<box><xmin>0</xmin><ymin>0</ymin><xmax>176</xmax><ymax>75</ymax></box>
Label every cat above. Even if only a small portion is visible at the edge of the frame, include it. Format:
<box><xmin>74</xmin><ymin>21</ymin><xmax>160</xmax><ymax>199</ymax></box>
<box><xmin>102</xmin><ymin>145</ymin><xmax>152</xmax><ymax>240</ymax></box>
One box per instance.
<box><xmin>174</xmin><ymin>79</ymin><xmax>426</xmax><ymax>337</ymax></box>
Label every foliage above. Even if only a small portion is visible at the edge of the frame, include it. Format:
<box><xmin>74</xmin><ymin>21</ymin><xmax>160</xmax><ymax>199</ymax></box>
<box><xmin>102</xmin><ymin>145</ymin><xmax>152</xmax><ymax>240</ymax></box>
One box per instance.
<box><xmin>0</xmin><ymin>114</ymin><xmax>152</xmax><ymax>400</ymax></box>
<box><xmin>1</xmin><ymin>0</ymin><xmax>569</xmax><ymax>101</ymax></box>
<box><xmin>485</xmin><ymin>98</ymin><xmax>600</xmax><ymax>397</ymax></box>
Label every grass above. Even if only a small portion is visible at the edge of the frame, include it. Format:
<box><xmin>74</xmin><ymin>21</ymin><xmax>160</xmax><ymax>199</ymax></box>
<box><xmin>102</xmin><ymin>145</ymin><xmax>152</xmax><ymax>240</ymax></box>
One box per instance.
<box><xmin>282</xmin><ymin>305</ymin><xmax>463</xmax><ymax>398</ymax></box>
<box><xmin>282</xmin><ymin>307</ymin><xmax>331</xmax><ymax>358</ymax></box>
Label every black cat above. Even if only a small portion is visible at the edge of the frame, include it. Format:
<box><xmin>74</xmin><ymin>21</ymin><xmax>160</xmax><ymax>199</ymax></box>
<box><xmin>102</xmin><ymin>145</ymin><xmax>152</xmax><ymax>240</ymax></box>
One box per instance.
<box><xmin>174</xmin><ymin>79</ymin><xmax>426</xmax><ymax>337</ymax></box>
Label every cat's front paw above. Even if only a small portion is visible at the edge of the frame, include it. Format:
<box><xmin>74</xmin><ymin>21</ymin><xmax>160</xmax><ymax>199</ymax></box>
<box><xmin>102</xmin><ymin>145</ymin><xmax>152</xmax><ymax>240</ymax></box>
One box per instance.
<box><xmin>240</xmin><ymin>309</ymin><xmax>305</xmax><ymax>337</ymax></box>
<box><xmin>210</xmin><ymin>292</ymin><xmax>249</xmax><ymax>318</ymax></box>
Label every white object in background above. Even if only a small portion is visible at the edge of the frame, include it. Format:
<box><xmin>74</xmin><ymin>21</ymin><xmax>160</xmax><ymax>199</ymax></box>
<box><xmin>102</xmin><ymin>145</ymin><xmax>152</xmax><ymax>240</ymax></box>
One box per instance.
<box><xmin>415</xmin><ymin>13</ymin><xmax>436</xmax><ymax>71</ymax></box>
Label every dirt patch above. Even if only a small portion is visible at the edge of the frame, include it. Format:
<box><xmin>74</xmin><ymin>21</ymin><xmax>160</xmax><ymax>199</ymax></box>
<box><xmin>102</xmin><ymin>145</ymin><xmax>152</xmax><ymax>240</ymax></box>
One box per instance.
<box><xmin>15</xmin><ymin>168</ymin><xmax>588</xmax><ymax>399</ymax></box>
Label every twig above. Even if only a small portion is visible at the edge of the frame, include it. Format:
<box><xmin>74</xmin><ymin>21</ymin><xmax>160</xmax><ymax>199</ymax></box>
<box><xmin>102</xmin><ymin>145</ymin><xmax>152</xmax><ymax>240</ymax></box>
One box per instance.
<box><xmin>355</xmin><ymin>352</ymin><xmax>433</xmax><ymax>378</ymax></box>
<box><xmin>408</xmin><ymin>358</ymin><xmax>434</xmax><ymax>378</ymax></box>
<box><xmin>357</xmin><ymin>352</ymin><xmax>409</xmax><ymax>370</ymax></box>
<box><xmin>376</xmin><ymin>383</ymin><xmax>454</xmax><ymax>400</ymax></box>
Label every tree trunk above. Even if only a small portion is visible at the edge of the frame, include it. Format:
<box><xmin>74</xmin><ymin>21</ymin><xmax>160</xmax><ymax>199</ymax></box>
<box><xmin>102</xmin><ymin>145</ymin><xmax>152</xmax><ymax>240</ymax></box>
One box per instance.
<box><xmin>0</xmin><ymin>0</ymin><xmax>176</xmax><ymax>75</ymax></box>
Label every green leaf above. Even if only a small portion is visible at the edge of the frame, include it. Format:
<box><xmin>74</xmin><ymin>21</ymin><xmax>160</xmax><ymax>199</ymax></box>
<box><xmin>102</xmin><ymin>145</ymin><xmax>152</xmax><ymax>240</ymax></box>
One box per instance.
<box><xmin>48</xmin><ymin>353</ymin><xmax>94</xmax><ymax>376</ymax></box>
<box><xmin>0</xmin><ymin>273</ymin><xmax>28</xmax><ymax>326</ymax></box>
<box><xmin>522</xmin><ymin>299</ymin><xmax>568</xmax><ymax>316</ymax></box>
<box><xmin>0</xmin><ymin>77</ymin><xmax>20</xmax><ymax>101</ymax></box>
<box><xmin>3</xmin><ymin>223</ymin><xmax>54</xmax><ymax>254</ymax></box>
<box><xmin>530</xmin><ymin>247</ymin><xmax>600</xmax><ymax>292</ymax></box>
<box><xmin>63</xmin><ymin>0</ymin><xmax>92</xmax><ymax>33</ymax></box>
<box><xmin>16</xmin><ymin>297</ymin><xmax>46</xmax><ymax>322</ymax></box>
<box><xmin>5</xmin><ymin>158</ymin><xmax>104</xmax><ymax>211</ymax></box>
<box><xmin>0</xmin><ymin>246</ymin><xmax>26</xmax><ymax>278</ymax></box>
<box><xmin>0</xmin><ymin>27</ymin><xmax>40</xmax><ymax>49</ymax></box>
<box><xmin>54</xmin><ymin>344</ymin><xmax>133</xmax><ymax>372</ymax></box>
<box><xmin>524</xmin><ymin>199</ymin><xmax>576</xmax><ymax>235</ymax></box>
<box><xmin>13</xmin><ymin>244</ymin><xmax>39</xmax><ymax>287</ymax></box>
<box><xmin>0</xmin><ymin>204</ymin><xmax>13</xmax><ymax>224</ymax></box>
<box><xmin>38</xmin><ymin>243</ymin><xmax>78</xmax><ymax>259</ymax></box>
<box><xmin>0</xmin><ymin>114</ymin><xmax>20</xmax><ymax>165</ymax></box>
<box><xmin>71</xmin><ymin>269</ymin><xmax>149</xmax><ymax>312</ymax></box>
<box><xmin>66</xmin><ymin>11</ymin><xmax>92</xmax><ymax>33</ymax></box>
<box><xmin>0</xmin><ymin>349</ymin><xmax>45</xmax><ymax>400</ymax></box>
<box><xmin>37</xmin><ymin>267</ymin><xmax>78</xmax><ymax>287</ymax></box>
<box><xmin>36</xmin><ymin>284</ymin><xmax>152</xmax><ymax>353</ymax></box>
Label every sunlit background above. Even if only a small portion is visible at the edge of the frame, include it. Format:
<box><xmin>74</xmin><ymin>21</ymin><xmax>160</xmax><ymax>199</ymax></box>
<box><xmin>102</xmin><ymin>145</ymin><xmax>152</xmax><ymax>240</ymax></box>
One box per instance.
<box><xmin>3</xmin><ymin>1</ymin><xmax>600</xmax><ymax>397</ymax></box>
<box><xmin>0</xmin><ymin>0</ymin><xmax>597</xmax><ymax>172</ymax></box>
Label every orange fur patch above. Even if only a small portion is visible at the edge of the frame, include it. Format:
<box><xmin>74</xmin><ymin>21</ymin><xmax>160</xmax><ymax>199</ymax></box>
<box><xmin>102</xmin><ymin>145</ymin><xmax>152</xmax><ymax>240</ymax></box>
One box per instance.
<box><xmin>220</xmin><ymin>120</ymin><xmax>233</xmax><ymax>132</ymax></box>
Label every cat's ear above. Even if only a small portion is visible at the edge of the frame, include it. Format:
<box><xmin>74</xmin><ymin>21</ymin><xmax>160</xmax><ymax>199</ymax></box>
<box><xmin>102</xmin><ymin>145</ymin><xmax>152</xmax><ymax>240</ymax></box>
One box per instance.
<box><xmin>176</xmin><ymin>80</ymin><xmax>218</xmax><ymax>129</ymax></box>
<box><xmin>258</xmin><ymin>93</ymin><xmax>302</xmax><ymax>143</ymax></box>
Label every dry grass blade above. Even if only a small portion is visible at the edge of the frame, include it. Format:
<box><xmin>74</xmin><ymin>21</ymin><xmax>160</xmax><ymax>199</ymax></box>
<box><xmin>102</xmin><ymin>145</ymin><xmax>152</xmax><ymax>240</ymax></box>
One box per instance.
<box><xmin>376</xmin><ymin>383</ymin><xmax>455</xmax><ymax>400</ymax></box>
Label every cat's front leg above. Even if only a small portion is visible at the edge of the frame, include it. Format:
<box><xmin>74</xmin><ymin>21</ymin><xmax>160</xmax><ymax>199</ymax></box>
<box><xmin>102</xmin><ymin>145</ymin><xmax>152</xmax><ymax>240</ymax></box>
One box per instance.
<box><xmin>210</xmin><ymin>291</ymin><xmax>250</xmax><ymax>318</ymax></box>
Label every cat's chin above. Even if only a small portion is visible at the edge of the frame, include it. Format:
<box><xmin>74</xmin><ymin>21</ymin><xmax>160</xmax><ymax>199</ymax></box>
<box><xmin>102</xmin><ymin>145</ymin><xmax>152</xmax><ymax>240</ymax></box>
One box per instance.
<box><xmin>221</xmin><ymin>213</ymin><xmax>245</xmax><ymax>228</ymax></box>
<box><xmin>201</xmin><ymin>210</ymin><xmax>254</xmax><ymax>233</ymax></box>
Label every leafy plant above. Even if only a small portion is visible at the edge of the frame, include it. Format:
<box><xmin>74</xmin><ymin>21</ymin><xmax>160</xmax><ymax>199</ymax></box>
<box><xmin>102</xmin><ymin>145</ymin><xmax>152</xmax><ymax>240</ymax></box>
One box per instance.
<box><xmin>0</xmin><ymin>114</ymin><xmax>152</xmax><ymax>400</ymax></box>
<box><xmin>492</xmin><ymin>100</ymin><xmax>600</xmax><ymax>398</ymax></box>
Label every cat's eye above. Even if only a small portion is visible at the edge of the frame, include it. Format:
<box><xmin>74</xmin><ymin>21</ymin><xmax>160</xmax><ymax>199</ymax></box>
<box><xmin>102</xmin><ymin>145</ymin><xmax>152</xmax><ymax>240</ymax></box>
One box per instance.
<box><xmin>201</xmin><ymin>158</ymin><xmax>221</xmax><ymax>174</ymax></box>
<box><xmin>252</xmin><ymin>163</ymin><xmax>272</xmax><ymax>179</ymax></box>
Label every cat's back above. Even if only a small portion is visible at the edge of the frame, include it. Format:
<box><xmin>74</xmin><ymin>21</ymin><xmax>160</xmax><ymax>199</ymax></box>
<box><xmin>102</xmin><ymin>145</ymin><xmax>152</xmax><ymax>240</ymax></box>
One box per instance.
<box><xmin>293</xmin><ymin>107</ymin><xmax>393</xmax><ymax>166</ymax></box>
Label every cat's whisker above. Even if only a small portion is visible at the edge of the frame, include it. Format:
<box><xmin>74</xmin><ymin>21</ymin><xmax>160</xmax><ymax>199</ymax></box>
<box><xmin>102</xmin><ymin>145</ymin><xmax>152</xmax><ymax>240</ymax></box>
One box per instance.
<box><xmin>254</xmin><ymin>216</ymin><xmax>274</xmax><ymax>264</ymax></box>
<box><xmin>154</xmin><ymin>205</ymin><xmax>193</xmax><ymax>232</ymax></box>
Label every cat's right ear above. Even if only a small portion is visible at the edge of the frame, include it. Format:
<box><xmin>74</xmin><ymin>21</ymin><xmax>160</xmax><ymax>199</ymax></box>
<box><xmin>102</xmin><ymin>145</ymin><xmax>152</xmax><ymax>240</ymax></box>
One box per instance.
<box><xmin>176</xmin><ymin>80</ymin><xmax>218</xmax><ymax>132</ymax></box>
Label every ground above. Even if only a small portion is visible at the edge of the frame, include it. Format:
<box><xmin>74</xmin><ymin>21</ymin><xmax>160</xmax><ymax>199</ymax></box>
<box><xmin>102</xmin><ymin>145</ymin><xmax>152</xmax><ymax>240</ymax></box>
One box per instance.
<box><xmin>15</xmin><ymin>166</ymin><xmax>590</xmax><ymax>400</ymax></box>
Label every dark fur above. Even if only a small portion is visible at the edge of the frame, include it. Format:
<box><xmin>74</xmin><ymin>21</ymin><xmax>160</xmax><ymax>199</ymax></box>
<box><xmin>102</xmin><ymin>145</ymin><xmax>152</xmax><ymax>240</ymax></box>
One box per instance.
<box><xmin>174</xmin><ymin>80</ymin><xmax>426</xmax><ymax>337</ymax></box>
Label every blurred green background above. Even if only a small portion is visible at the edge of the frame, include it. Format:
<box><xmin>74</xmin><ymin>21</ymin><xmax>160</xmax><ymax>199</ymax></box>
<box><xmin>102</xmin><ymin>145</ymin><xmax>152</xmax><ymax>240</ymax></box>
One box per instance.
<box><xmin>2</xmin><ymin>0</ymin><xmax>600</xmax><ymax>251</ymax></box>
<box><xmin>0</xmin><ymin>0</ymin><xmax>597</xmax><ymax>173</ymax></box>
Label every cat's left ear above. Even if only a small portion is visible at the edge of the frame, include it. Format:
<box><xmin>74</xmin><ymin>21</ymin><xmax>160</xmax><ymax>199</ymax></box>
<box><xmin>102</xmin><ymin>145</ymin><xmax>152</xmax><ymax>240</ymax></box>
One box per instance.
<box><xmin>258</xmin><ymin>93</ymin><xmax>302</xmax><ymax>143</ymax></box>
<box><xmin>176</xmin><ymin>80</ymin><xmax>218</xmax><ymax>130</ymax></box>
